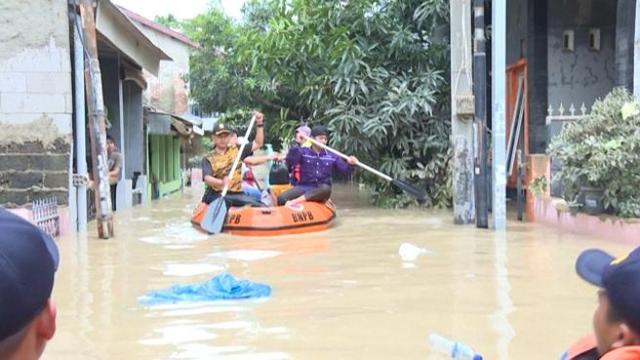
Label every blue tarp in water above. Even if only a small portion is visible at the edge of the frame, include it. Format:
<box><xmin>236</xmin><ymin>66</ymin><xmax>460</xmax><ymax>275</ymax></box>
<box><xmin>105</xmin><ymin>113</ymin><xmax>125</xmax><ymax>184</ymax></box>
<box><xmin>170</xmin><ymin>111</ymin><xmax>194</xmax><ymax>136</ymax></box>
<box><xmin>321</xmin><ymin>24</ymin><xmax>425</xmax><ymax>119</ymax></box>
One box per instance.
<box><xmin>139</xmin><ymin>272</ymin><xmax>272</xmax><ymax>305</ymax></box>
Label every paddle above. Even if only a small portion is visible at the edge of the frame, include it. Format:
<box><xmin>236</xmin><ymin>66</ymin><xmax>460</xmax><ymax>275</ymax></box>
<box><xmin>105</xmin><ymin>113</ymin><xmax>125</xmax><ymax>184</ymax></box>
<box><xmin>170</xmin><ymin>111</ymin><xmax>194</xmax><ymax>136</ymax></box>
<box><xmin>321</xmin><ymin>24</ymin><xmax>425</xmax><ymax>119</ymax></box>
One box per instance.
<box><xmin>201</xmin><ymin>115</ymin><xmax>257</xmax><ymax>234</ymax></box>
<box><xmin>301</xmin><ymin>135</ymin><xmax>427</xmax><ymax>202</ymax></box>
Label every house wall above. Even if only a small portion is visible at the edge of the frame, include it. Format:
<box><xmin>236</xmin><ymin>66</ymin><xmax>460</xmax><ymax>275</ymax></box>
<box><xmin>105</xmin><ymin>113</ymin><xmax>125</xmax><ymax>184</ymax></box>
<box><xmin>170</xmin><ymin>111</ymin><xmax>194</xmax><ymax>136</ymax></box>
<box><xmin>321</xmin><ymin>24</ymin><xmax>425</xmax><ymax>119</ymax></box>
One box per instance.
<box><xmin>615</xmin><ymin>0</ymin><xmax>636</xmax><ymax>91</ymax></box>
<box><xmin>0</xmin><ymin>0</ymin><xmax>72</xmax><ymax>207</ymax></box>
<box><xmin>149</xmin><ymin>134</ymin><xmax>182</xmax><ymax>197</ymax></box>
<box><xmin>505</xmin><ymin>0</ymin><xmax>549</xmax><ymax>154</ymax></box>
<box><xmin>100</xmin><ymin>56</ymin><xmax>123</xmax><ymax>151</ymax></box>
<box><xmin>528</xmin><ymin>0</ymin><xmax>549</xmax><ymax>153</ymax></box>
<box><xmin>547</xmin><ymin>0</ymin><xmax>617</xmax><ymax>111</ymax></box>
<box><xmin>507</xmin><ymin>0</ymin><xmax>528</xmax><ymax>64</ymax></box>
<box><xmin>123</xmin><ymin>80</ymin><xmax>144</xmax><ymax>180</ymax></box>
<box><xmin>136</xmin><ymin>25</ymin><xmax>192</xmax><ymax>115</ymax></box>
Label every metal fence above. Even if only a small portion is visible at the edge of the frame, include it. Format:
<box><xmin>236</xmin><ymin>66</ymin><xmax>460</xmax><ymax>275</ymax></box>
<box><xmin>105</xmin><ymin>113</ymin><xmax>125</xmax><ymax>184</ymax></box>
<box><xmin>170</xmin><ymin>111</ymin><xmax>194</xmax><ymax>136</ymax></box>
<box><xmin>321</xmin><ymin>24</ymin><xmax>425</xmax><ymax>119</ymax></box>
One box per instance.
<box><xmin>545</xmin><ymin>102</ymin><xmax>590</xmax><ymax>126</ymax></box>
<box><xmin>546</xmin><ymin>102</ymin><xmax>590</xmax><ymax>197</ymax></box>
<box><xmin>32</xmin><ymin>196</ymin><xmax>60</xmax><ymax>237</ymax></box>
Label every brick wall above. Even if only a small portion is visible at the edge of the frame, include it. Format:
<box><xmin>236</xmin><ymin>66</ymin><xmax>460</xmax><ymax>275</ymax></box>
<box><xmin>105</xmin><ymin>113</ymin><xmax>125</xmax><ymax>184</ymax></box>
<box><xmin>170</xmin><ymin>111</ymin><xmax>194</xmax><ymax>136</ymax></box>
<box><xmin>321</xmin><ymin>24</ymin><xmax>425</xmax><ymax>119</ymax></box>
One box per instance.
<box><xmin>0</xmin><ymin>0</ymin><xmax>72</xmax><ymax>208</ymax></box>
<box><xmin>0</xmin><ymin>136</ymin><xmax>70</xmax><ymax>207</ymax></box>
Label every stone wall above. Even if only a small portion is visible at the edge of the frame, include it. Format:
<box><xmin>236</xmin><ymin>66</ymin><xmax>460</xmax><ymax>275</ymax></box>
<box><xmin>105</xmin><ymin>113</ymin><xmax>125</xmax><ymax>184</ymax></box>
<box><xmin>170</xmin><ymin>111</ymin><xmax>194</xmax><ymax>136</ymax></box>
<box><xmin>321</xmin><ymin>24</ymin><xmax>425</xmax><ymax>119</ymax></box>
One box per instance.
<box><xmin>0</xmin><ymin>0</ymin><xmax>72</xmax><ymax>207</ymax></box>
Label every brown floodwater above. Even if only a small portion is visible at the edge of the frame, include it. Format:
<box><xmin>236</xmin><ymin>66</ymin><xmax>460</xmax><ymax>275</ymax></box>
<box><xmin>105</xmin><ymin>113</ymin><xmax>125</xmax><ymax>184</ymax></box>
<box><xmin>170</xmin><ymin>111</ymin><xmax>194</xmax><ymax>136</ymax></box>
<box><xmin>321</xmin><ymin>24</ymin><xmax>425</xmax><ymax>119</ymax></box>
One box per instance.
<box><xmin>44</xmin><ymin>185</ymin><xmax>632</xmax><ymax>359</ymax></box>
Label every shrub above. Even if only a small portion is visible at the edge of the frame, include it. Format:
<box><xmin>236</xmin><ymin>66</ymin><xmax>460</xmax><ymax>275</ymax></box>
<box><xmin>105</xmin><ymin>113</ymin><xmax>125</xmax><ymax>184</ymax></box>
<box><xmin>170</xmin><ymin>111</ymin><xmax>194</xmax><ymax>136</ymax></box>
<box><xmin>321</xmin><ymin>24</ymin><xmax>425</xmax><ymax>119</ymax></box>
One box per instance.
<box><xmin>548</xmin><ymin>88</ymin><xmax>640</xmax><ymax>217</ymax></box>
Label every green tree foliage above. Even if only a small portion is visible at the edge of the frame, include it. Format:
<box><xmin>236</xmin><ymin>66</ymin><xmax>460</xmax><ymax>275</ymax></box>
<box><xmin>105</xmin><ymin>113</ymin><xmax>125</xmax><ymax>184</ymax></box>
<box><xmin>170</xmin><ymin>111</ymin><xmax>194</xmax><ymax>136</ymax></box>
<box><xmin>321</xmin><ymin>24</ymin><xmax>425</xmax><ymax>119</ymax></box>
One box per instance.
<box><xmin>154</xmin><ymin>14</ymin><xmax>182</xmax><ymax>31</ymax></box>
<box><xmin>186</xmin><ymin>0</ymin><xmax>451</xmax><ymax>207</ymax></box>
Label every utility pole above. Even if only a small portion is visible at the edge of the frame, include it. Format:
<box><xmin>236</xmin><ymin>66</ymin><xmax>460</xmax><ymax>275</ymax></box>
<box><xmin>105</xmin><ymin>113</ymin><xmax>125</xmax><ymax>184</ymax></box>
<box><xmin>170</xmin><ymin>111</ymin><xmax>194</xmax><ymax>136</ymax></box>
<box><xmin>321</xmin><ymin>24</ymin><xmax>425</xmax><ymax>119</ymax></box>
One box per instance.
<box><xmin>79</xmin><ymin>0</ymin><xmax>114</xmax><ymax>239</ymax></box>
<box><xmin>473</xmin><ymin>0</ymin><xmax>489</xmax><ymax>228</ymax></box>
<box><xmin>73</xmin><ymin>11</ymin><xmax>88</xmax><ymax>232</ymax></box>
<box><xmin>450</xmin><ymin>0</ymin><xmax>476</xmax><ymax>225</ymax></box>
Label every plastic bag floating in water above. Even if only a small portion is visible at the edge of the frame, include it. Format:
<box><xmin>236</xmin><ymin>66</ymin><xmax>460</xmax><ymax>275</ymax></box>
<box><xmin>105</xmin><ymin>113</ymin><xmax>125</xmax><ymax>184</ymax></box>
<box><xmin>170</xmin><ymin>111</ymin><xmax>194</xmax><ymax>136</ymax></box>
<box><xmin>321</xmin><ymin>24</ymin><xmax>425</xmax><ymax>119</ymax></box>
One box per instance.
<box><xmin>398</xmin><ymin>242</ymin><xmax>431</xmax><ymax>262</ymax></box>
<box><xmin>139</xmin><ymin>272</ymin><xmax>271</xmax><ymax>305</ymax></box>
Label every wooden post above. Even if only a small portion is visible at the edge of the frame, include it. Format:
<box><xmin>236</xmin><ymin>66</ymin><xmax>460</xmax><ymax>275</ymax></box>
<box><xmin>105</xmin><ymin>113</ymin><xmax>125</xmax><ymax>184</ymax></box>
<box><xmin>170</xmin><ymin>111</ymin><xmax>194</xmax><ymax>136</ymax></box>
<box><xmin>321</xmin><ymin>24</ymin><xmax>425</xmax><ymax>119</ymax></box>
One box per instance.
<box><xmin>79</xmin><ymin>0</ymin><xmax>114</xmax><ymax>239</ymax></box>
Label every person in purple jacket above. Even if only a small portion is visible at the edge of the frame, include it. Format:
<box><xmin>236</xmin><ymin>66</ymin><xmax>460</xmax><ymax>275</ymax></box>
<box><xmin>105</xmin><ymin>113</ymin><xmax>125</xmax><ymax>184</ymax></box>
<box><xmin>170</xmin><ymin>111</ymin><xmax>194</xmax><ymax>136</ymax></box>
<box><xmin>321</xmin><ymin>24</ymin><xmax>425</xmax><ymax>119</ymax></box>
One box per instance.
<box><xmin>278</xmin><ymin>125</ymin><xmax>358</xmax><ymax>206</ymax></box>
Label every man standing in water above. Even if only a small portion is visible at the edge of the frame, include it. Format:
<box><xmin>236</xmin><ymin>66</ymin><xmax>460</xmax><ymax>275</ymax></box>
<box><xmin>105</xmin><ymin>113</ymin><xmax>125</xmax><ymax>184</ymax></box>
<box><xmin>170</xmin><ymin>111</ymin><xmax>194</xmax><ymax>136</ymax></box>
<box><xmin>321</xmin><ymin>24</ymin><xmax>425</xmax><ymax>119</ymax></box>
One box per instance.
<box><xmin>278</xmin><ymin>125</ymin><xmax>358</xmax><ymax>206</ymax></box>
<box><xmin>106</xmin><ymin>135</ymin><xmax>123</xmax><ymax>211</ymax></box>
<box><xmin>563</xmin><ymin>247</ymin><xmax>640</xmax><ymax>359</ymax></box>
<box><xmin>0</xmin><ymin>209</ymin><xmax>58</xmax><ymax>359</ymax></box>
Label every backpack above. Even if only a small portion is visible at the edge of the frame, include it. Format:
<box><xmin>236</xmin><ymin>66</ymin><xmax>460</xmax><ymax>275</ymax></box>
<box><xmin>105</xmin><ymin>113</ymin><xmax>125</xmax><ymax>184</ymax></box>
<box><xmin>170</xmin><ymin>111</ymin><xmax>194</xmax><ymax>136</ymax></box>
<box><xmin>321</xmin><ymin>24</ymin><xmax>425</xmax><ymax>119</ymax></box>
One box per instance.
<box><xmin>269</xmin><ymin>160</ymin><xmax>290</xmax><ymax>185</ymax></box>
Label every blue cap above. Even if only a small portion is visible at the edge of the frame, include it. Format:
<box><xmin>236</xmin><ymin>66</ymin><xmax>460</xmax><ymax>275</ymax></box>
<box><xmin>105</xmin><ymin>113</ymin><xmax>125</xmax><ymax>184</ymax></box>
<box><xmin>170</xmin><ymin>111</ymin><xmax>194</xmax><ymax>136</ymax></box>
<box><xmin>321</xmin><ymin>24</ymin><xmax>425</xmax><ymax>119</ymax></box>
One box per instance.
<box><xmin>576</xmin><ymin>247</ymin><xmax>640</xmax><ymax>332</ymax></box>
<box><xmin>310</xmin><ymin>125</ymin><xmax>328</xmax><ymax>137</ymax></box>
<box><xmin>0</xmin><ymin>209</ymin><xmax>59</xmax><ymax>341</ymax></box>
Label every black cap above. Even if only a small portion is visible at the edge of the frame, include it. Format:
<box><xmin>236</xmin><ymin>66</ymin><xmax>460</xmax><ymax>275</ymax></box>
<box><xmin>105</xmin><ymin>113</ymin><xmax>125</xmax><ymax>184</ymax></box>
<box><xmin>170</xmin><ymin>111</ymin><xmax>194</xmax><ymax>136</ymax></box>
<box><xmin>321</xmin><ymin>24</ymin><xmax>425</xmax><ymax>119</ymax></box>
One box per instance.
<box><xmin>212</xmin><ymin>123</ymin><xmax>232</xmax><ymax>136</ymax></box>
<box><xmin>310</xmin><ymin>125</ymin><xmax>328</xmax><ymax>137</ymax></box>
<box><xmin>0</xmin><ymin>209</ymin><xmax>59</xmax><ymax>341</ymax></box>
<box><xmin>576</xmin><ymin>247</ymin><xmax>640</xmax><ymax>332</ymax></box>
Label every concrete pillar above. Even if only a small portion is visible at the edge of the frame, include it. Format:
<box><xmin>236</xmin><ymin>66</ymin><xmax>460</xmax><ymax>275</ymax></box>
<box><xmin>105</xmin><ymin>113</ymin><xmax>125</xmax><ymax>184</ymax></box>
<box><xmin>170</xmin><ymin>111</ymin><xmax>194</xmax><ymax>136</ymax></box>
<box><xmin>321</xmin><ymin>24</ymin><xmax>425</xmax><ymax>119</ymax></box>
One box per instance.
<box><xmin>74</xmin><ymin>16</ymin><xmax>88</xmax><ymax>231</ymax></box>
<box><xmin>450</xmin><ymin>0</ymin><xmax>476</xmax><ymax>225</ymax></box>
<box><xmin>492</xmin><ymin>0</ymin><xmax>507</xmax><ymax>230</ymax></box>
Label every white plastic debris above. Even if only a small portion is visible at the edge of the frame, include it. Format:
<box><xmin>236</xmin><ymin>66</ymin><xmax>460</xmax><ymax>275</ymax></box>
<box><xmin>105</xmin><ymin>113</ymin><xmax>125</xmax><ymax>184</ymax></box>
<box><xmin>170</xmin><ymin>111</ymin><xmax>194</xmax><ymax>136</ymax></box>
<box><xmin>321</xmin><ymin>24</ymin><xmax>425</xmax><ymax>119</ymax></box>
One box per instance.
<box><xmin>398</xmin><ymin>242</ymin><xmax>430</xmax><ymax>262</ymax></box>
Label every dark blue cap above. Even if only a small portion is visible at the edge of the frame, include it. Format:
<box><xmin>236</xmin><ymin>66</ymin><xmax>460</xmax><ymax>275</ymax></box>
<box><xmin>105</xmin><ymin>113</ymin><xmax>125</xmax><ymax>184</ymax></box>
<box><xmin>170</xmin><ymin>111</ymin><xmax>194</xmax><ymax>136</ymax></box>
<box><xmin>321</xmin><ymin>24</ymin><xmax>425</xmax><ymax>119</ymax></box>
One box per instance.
<box><xmin>310</xmin><ymin>125</ymin><xmax>328</xmax><ymax>138</ymax></box>
<box><xmin>576</xmin><ymin>247</ymin><xmax>640</xmax><ymax>332</ymax></box>
<box><xmin>0</xmin><ymin>208</ymin><xmax>59</xmax><ymax>341</ymax></box>
<box><xmin>212</xmin><ymin>123</ymin><xmax>232</xmax><ymax>136</ymax></box>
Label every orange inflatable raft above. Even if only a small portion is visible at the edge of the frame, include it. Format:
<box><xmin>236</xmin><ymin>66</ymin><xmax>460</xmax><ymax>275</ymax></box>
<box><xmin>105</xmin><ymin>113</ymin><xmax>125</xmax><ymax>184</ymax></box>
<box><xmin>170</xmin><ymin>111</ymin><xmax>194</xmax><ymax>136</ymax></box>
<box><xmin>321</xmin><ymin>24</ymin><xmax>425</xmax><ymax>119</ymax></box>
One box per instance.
<box><xmin>191</xmin><ymin>201</ymin><xmax>336</xmax><ymax>236</ymax></box>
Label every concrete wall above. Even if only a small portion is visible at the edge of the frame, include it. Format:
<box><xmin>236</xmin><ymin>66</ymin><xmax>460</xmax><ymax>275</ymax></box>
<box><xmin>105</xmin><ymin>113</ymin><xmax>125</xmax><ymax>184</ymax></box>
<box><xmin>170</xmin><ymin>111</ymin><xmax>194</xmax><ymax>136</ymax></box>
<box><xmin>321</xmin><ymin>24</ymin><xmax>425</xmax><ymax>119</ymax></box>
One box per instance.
<box><xmin>137</xmin><ymin>28</ymin><xmax>190</xmax><ymax>69</ymax></box>
<box><xmin>547</xmin><ymin>0</ymin><xmax>616</xmax><ymax>110</ymax></box>
<box><xmin>0</xmin><ymin>0</ymin><xmax>72</xmax><ymax>207</ymax></box>
<box><xmin>100</xmin><ymin>57</ymin><xmax>122</xmax><ymax>148</ymax></box>
<box><xmin>135</xmin><ymin>24</ymin><xmax>192</xmax><ymax>114</ymax></box>
<box><xmin>505</xmin><ymin>0</ymin><xmax>549</xmax><ymax>154</ymax></box>
<box><xmin>528</xmin><ymin>0</ymin><xmax>549</xmax><ymax>153</ymax></box>
<box><xmin>615</xmin><ymin>0</ymin><xmax>636</xmax><ymax>90</ymax></box>
<box><xmin>507</xmin><ymin>0</ymin><xmax>528</xmax><ymax>64</ymax></box>
<box><xmin>123</xmin><ymin>80</ymin><xmax>144</xmax><ymax>179</ymax></box>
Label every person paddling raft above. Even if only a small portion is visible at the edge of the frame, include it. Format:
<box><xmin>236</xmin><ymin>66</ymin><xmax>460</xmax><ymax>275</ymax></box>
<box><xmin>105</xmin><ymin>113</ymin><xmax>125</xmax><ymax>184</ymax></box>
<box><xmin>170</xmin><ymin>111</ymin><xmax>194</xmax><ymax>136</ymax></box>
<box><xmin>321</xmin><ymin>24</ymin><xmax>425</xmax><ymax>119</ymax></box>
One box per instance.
<box><xmin>200</xmin><ymin>112</ymin><xmax>269</xmax><ymax>207</ymax></box>
<box><xmin>278</xmin><ymin>125</ymin><xmax>358</xmax><ymax>206</ymax></box>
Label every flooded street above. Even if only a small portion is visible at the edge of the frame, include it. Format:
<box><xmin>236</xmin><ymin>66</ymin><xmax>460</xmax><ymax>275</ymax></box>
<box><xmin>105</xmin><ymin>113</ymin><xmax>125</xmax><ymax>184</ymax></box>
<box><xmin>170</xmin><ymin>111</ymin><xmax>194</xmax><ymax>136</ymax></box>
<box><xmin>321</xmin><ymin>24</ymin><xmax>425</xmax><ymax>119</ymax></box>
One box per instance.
<box><xmin>45</xmin><ymin>185</ymin><xmax>631</xmax><ymax>359</ymax></box>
